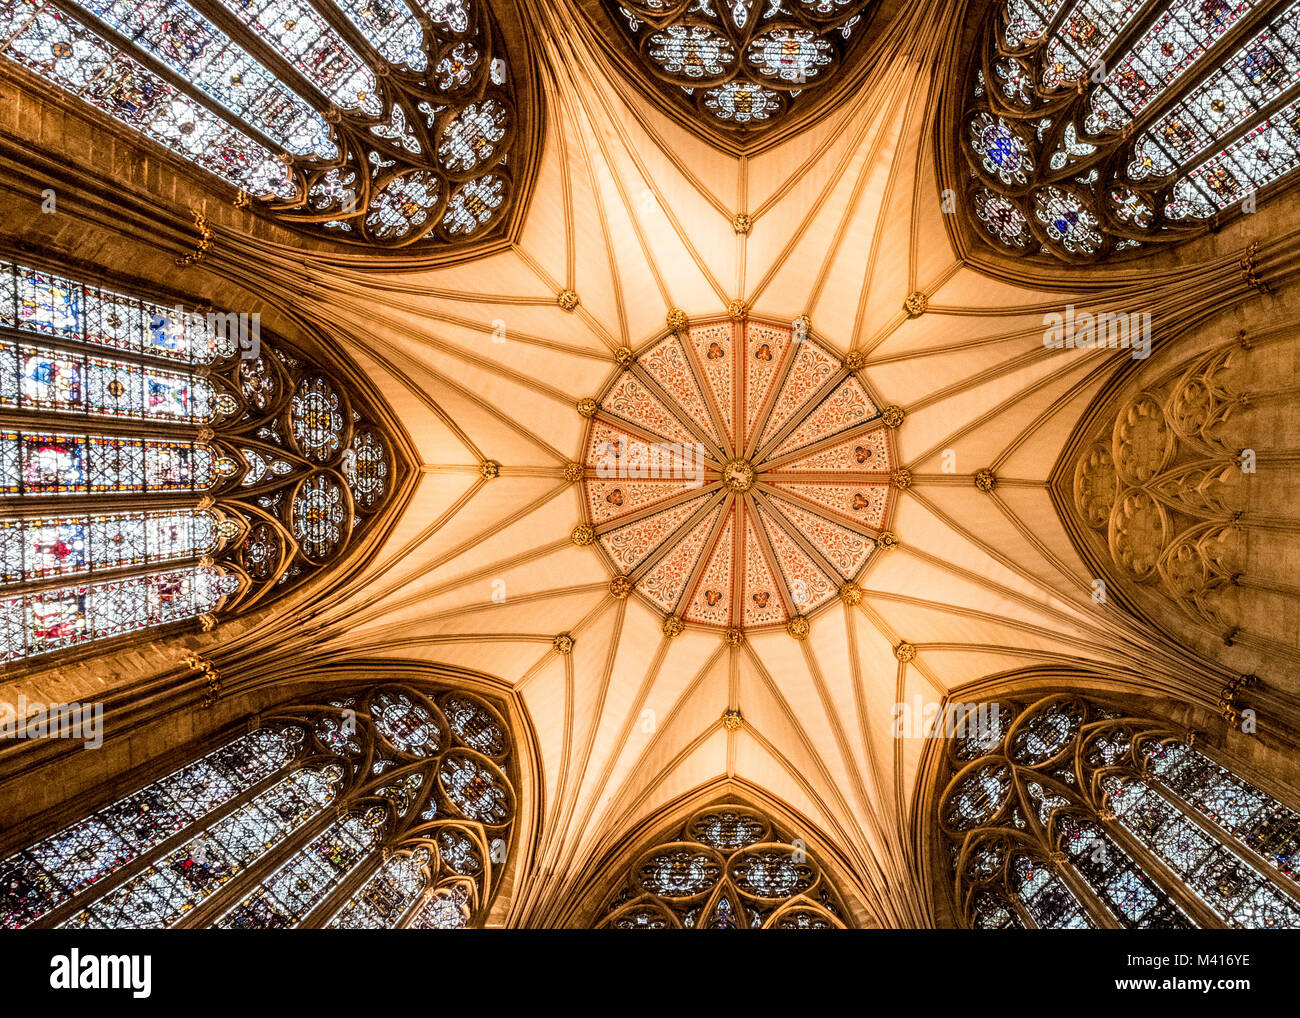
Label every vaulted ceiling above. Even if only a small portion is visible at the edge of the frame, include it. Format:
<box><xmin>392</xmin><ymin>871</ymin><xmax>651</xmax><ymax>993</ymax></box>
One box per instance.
<box><xmin>159</xmin><ymin>0</ymin><xmax>1275</xmax><ymax>926</ymax></box>
<box><xmin>0</xmin><ymin>0</ymin><xmax>1292</xmax><ymax>927</ymax></box>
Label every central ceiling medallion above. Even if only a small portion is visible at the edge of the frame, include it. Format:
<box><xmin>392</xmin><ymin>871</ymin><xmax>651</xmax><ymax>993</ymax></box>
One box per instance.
<box><xmin>722</xmin><ymin>458</ymin><xmax>756</xmax><ymax>493</ymax></box>
<box><xmin>578</xmin><ymin>314</ymin><xmax>897</xmax><ymax>632</ymax></box>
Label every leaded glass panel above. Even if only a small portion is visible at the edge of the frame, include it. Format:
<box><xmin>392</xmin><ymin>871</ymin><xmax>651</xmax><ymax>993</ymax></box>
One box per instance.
<box><xmin>598</xmin><ymin>802</ymin><xmax>849</xmax><ymax>929</ymax></box>
<box><xmin>0</xmin><ymin>726</ymin><xmax>299</xmax><ymax>927</ymax></box>
<box><xmin>938</xmin><ymin>693</ymin><xmax>1300</xmax><ymax>928</ymax></box>
<box><xmin>961</xmin><ymin>0</ymin><xmax>1300</xmax><ymax>259</ymax></box>
<box><xmin>1</xmin><ymin>684</ymin><xmax>514</xmax><ymax>928</ymax></box>
<box><xmin>2</xmin><ymin>1</ymin><xmax>525</xmax><ymax>248</ymax></box>
<box><xmin>0</xmin><ymin>255</ymin><xmax>394</xmax><ymax>665</ymax></box>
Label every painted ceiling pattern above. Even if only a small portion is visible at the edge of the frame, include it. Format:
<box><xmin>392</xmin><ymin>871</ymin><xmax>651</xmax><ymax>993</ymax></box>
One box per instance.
<box><xmin>579</xmin><ymin>316</ymin><xmax>896</xmax><ymax>632</ymax></box>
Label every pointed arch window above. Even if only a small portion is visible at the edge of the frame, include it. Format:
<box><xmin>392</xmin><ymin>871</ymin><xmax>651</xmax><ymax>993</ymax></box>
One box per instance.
<box><xmin>597</xmin><ymin>802</ymin><xmax>851</xmax><ymax>928</ymax></box>
<box><xmin>0</xmin><ymin>682</ymin><xmax>516</xmax><ymax>928</ymax></box>
<box><xmin>938</xmin><ymin>694</ymin><xmax>1300</xmax><ymax>928</ymax></box>
<box><xmin>607</xmin><ymin>1</ymin><xmax>878</xmax><ymax>136</ymax></box>
<box><xmin>959</xmin><ymin>0</ymin><xmax>1300</xmax><ymax>261</ymax></box>
<box><xmin>0</xmin><ymin>255</ymin><xmax>399</xmax><ymax>665</ymax></box>
<box><xmin>0</xmin><ymin>0</ymin><xmax>522</xmax><ymax>248</ymax></box>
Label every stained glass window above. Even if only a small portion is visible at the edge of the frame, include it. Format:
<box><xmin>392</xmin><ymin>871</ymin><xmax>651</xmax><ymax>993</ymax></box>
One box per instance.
<box><xmin>0</xmin><ymin>341</ymin><xmax>215</xmax><ymax>423</ymax></box>
<box><xmin>961</xmin><ymin>0</ymin><xmax>1300</xmax><ymax>260</ymax></box>
<box><xmin>0</xmin><ymin>726</ymin><xmax>301</xmax><ymax>927</ymax></box>
<box><xmin>608</xmin><ymin>0</ymin><xmax>877</xmax><ymax>134</ymax></box>
<box><xmin>1</xmin><ymin>0</ymin><xmax>522</xmax><ymax>248</ymax></box>
<box><xmin>597</xmin><ymin>803</ymin><xmax>851</xmax><ymax>928</ymax></box>
<box><xmin>1</xmin><ymin>682</ymin><xmax>516</xmax><ymax>929</ymax></box>
<box><xmin>0</xmin><ymin>256</ymin><xmax>394</xmax><ymax>665</ymax></box>
<box><xmin>937</xmin><ymin>694</ymin><xmax>1300</xmax><ymax>928</ymax></box>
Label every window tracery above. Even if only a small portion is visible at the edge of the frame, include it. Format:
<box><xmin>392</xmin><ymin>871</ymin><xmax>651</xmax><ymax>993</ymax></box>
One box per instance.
<box><xmin>0</xmin><ymin>256</ymin><xmax>396</xmax><ymax>665</ymax></box>
<box><xmin>0</xmin><ymin>681</ymin><xmax>516</xmax><ymax>929</ymax></box>
<box><xmin>959</xmin><ymin>0</ymin><xmax>1300</xmax><ymax>261</ymax></box>
<box><xmin>938</xmin><ymin>694</ymin><xmax>1300</xmax><ymax>928</ymax></box>
<box><xmin>607</xmin><ymin>0</ymin><xmax>877</xmax><ymax>136</ymax></box>
<box><xmin>597</xmin><ymin>802</ymin><xmax>851</xmax><ymax>928</ymax></box>
<box><xmin>0</xmin><ymin>0</ymin><xmax>523</xmax><ymax>249</ymax></box>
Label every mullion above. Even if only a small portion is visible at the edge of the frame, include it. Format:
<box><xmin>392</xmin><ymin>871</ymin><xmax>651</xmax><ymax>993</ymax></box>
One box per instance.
<box><xmin>1142</xmin><ymin>5</ymin><xmax>1300</xmax><ymax>174</ymax></box>
<box><xmin>42</xmin><ymin>0</ymin><xmax>297</xmax><ymax>159</ymax></box>
<box><xmin>1091</xmin><ymin>0</ymin><xmax>1283</xmax><ymax>141</ymax></box>
<box><xmin>0</xmin><ymin>508</ymin><xmax>208</xmax><ymax>589</ymax></box>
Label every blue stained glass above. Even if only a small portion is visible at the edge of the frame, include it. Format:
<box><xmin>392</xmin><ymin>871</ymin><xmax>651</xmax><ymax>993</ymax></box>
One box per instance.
<box><xmin>145</xmin><ymin>372</ymin><xmax>192</xmax><ymax>419</ymax></box>
<box><xmin>13</xmin><ymin>265</ymin><xmax>83</xmax><ymax>339</ymax></box>
<box><xmin>333</xmin><ymin>0</ymin><xmax>428</xmax><ymax>71</ymax></box>
<box><xmin>1</xmin><ymin>262</ymin><xmax>224</xmax><ymax>366</ymax></box>
<box><xmin>984</xmin><ymin>0</ymin><xmax>1300</xmax><ymax>256</ymax></box>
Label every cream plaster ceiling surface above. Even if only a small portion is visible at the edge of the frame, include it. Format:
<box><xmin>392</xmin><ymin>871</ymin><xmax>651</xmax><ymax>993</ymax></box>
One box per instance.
<box><xmin>259</xmin><ymin>1</ymin><xmax>1201</xmax><ymax>926</ymax></box>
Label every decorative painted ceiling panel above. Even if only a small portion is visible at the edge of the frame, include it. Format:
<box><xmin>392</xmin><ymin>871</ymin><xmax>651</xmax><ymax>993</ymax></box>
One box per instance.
<box><xmin>958</xmin><ymin>0</ymin><xmax>1300</xmax><ymax>261</ymax></box>
<box><xmin>577</xmin><ymin>315</ymin><xmax>897</xmax><ymax>633</ymax></box>
<box><xmin>1</xmin><ymin>0</ymin><xmax>532</xmax><ymax>250</ymax></box>
<box><xmin>605</xmin><ymin>0</ymin><xmax>879</xmax><ymax>140</ymax></box>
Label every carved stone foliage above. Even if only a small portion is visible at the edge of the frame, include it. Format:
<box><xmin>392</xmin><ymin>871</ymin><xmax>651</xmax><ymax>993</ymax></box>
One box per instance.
<box><xmin>1072</xmin><ymin>345</ymin><xmax>1248</xmax><ymax>632</ymax></box>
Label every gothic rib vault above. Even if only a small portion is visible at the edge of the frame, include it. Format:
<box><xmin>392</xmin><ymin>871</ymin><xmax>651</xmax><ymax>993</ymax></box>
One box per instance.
<box><xmin>1</xmin><ymin>0</ymin><xmax>1297</xmax><ymax>929</ymax></box>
